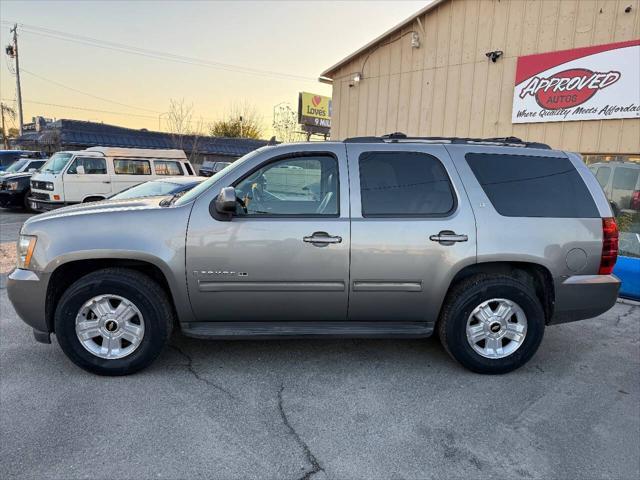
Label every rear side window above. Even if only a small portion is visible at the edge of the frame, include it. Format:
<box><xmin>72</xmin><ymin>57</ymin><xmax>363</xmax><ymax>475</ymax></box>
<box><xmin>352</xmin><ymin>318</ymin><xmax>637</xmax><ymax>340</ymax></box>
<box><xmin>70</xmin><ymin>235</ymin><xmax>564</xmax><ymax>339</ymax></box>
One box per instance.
<box><xmin>184</xmin><ymin>163</ymin><xmax>194</xmax><ymax>175</ymax></box>
<box><xmin>154</xmin><ymin>160</ymin><xmax>183</xmax><ymax>176</ymax></box>
<box><xmin>359</xmin><ymin>151</ymin><xmax>455</xmax><ymax>216</ymax></box>
<box><xmin>29</xmin><ymin>160</ymin><xmax>45</xmax><ymax>170</ymax></box>
<box><xmin>595</xmin><ymin>167</ymin><xmax>611</xmax><ymax>187</ymax></box>
<box><xmin>67</xmin><ymin>157</ymin><xmax>107</xmax><ymax>175</ymax></box>
<box><xmin>114</xmin><ymin>159</ymin><xmax>151</xmax><ymax>175</ymax></box>
<box><xmin>612</xmin><ymin>167</ymin><xmax>639</xmax><ymax>190</ymax></box>
<box><xmin>465</xmin><ymin>153</ymin><xmax>599</xmax><ymax>218</ymax></box>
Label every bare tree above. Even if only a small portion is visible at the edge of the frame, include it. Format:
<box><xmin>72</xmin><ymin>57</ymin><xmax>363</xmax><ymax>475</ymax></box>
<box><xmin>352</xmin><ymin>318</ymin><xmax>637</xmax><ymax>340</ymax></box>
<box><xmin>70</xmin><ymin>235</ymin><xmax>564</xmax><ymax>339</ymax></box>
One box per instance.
<box><xmin>165</xmin><ymin>99</ymin><xmax>204</xmax><ymax>163</ymax></box>
<box><xmin>1</xmin><ymin>103</ymin><xmax>16</xmax><ymax>149</ymax></box>
<box><xmin>272</xmin><ymin>103</ymin><xmax>305</xmax><ymax>143</ymax></box>
<box><xmin>209</xmin><ymin>101</ymin><xmax>264</xmax><ymax>139</ymax></box>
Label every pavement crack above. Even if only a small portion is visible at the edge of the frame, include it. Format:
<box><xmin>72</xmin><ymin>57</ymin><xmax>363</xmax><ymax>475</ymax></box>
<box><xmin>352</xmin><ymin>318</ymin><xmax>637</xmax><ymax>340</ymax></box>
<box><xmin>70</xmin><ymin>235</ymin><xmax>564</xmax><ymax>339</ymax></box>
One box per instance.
<box><xmin>616</xmin><ymin>305</ymin><xmax>637</xmax><ymax>326</ymax></box>
<box><xmin>278</xmin><ymin>384</ymin><xmax>325</xmax><ymax>480</ymax></box>
<box><xmin>168</xmin><ymin>344</ymin><xmax>238</xmax><ymax>400</ymax></box>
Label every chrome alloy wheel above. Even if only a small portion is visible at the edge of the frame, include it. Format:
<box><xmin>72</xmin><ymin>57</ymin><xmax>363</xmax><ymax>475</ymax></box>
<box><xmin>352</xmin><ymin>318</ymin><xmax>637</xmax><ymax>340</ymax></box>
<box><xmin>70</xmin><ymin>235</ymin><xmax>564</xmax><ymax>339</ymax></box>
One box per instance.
<box><xmin>75</xmin><ymin>294</ymin><xmax>145</xmax><ymax>360</ymax></box>
<box><xmin>466</xmin><ymin>298</ymin><xmax>527</xmax><ymax>359</ymax></box>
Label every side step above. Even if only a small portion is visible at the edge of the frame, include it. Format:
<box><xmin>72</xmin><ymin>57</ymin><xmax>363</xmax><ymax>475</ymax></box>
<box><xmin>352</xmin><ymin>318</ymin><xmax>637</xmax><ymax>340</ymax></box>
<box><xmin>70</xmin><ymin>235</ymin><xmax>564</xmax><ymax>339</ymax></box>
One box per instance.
<box><xmin>180</xmin><ymin>321</ymin><xmax>434</xmax><ymax>340</ymax></box>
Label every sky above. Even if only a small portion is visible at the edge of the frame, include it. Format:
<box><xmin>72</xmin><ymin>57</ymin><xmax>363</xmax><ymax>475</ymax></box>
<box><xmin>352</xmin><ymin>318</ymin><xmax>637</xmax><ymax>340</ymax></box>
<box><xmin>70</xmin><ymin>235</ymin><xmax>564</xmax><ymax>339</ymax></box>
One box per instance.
<box><xmin>0</xmin><ymin>0</ymin><xmax>426</xmax><ymax>136</ymax></box>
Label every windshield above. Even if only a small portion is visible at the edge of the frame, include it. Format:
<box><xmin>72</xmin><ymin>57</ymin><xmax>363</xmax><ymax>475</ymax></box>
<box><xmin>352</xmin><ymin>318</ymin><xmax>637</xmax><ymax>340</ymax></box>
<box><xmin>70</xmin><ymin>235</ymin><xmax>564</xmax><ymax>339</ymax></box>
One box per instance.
<box><xmin>111</xmin><ymin>181</ymin><xmax>183</xmax><ymax>200</ymax></box>
<box><xmin>2</xmin><ymin>159</ymin><xmax>28</xmax><ymax>173</ymax></box>
<box><xmin>40</xmin><ymin>152</ymin><xmax>73</xmax><ymax>174</ymax></box>
<box><xmin>175</xmin><ymin>148</ymin><xmax>265</xmax><ymax>206</ymax></box>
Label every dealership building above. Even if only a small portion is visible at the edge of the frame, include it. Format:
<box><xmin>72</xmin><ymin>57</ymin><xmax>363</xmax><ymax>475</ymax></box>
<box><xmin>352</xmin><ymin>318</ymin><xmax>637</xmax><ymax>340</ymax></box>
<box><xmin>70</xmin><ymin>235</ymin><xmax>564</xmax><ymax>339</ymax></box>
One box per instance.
<box><xmin>320</xmin><ymin>0</ymin><xmax>640</xmax><ymax>164</ymax></box>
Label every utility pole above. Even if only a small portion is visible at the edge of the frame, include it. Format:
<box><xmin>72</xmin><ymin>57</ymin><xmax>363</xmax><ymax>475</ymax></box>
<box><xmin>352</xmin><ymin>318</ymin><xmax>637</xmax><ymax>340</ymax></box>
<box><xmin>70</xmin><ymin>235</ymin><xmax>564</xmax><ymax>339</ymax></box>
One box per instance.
<box><xmin>6</xmin><ymin>24</ymin><xmax>24</xmax><ymax>136</ymax></box>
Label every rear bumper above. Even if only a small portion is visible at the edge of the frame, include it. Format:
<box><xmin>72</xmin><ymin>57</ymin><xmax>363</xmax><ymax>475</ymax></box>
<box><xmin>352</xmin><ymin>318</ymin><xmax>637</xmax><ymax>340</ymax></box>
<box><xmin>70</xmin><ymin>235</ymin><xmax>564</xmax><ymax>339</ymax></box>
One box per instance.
<box><xmin>549</xmin><ymin>274</ymin><xmax>621</xmax><ymax>325</ymax></box>
<box><xmin>7</xmin><ymin>268</ymin><xmax>50</xmax><ymax>336</ymax></box>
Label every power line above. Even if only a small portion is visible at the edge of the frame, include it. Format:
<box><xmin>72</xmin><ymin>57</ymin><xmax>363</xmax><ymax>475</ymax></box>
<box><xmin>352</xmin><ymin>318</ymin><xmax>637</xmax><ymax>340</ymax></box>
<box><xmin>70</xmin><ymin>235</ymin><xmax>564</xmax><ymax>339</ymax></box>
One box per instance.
<box><xmin>1</xmin><ymin>97</ymin><xmax>158</xmax><ymax>119</ymax></box>
<box><xmin>20</xmin><ymin>68</ymin><xmax>162</xmax><ymax>114</ymax></box>
<box><xmin>1</xmin><ymin>20</ymin><xmax>319</xmax><ymax>83</ymax></box>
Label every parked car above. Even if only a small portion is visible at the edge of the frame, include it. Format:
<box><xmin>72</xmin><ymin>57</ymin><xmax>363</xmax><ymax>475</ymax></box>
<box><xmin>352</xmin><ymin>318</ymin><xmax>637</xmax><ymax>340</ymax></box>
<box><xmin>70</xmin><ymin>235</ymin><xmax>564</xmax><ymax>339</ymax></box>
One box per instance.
<box><xmin>0</xmin><ymin>158</ymin><xmax>48</xmax><ymax>211</ymax></box>
<box><xmin>8</xmin><ymin>134</ymin><xmax>620</xmax><ymax>376</ymax></box>
<box><xmin>0</xmin><ymin>150</ymin><xmax>46</xmax><ymax>170</ymax></box>
<box><xmin>589</xmin><ymin>161</ymin><xmax>640</xmax><ymax>300</ymax></box>
<box><xmin>589</xmin><ymin>161</ymin><xmax>640</xmax><ymax>215</ymax></box>
<box><xmin>110</xmin><ymin>176</ymin><xmax>206</xmax><ymax>201</ymax></box>
<box><xmin>0</xmin><ymin>158</ymin><xmax>47</xmax><ymax>177</ymax></box>
<box><xmin>198</xmin><ymin>160</ymin><xmax>231</xmax><ymax>177</ymax></box>
<box><xmin>28</xmin><ymin>147</ymin><xmax>196</xmax><ymax>212</ymax></box>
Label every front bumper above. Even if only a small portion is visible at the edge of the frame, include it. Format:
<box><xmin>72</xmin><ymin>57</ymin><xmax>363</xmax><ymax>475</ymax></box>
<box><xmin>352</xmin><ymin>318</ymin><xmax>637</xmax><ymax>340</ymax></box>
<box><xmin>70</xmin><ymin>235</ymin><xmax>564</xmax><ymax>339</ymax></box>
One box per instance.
<box><xmin>0</xmin><ymin>190</ymin><xmax>26</xmax><ymax>208</ymax></box>
<box><xmin>7</xmin><ymin>268</ymin><xmax>51</xmax><ymax>341</ymax></box>
<box><xmin>549</xmin><ymin>274</ymin><xmax>621</xmax><ymax>325</ymax></box>
<box><xmin>27</xmin><ymin>197</ymin><xmax>67</xmax><ymax>212</ymax></box>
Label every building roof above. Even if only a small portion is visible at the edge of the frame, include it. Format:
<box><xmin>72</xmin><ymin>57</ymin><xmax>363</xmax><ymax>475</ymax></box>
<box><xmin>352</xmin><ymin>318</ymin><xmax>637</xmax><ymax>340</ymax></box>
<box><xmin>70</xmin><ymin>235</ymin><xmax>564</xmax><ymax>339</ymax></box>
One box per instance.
<box><xmin>319</xmin><ymin>0</ymin><xmax>447</xmax><ymax>81</ymax></box>
<box><xmin>16</xmin><ymin>119</ymin><xmax>270</xmax><ymax>157</ymax></box>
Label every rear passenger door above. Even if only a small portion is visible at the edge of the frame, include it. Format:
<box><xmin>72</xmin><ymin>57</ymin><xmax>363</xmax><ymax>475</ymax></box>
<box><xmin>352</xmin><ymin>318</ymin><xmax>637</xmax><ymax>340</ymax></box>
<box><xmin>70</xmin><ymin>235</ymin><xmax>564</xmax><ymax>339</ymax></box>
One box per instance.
<box><xmin>346</xmin><ymin>144</ymin><xmax>477</xmax><ymax>324</ymax></box>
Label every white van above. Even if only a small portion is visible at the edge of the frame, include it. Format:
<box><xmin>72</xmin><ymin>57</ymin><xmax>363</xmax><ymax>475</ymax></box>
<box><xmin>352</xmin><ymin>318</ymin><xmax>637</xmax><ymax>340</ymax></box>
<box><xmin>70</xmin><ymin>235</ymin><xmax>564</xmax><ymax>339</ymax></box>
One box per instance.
<box><xmin>29</xmin><ymin>147</ymin><xmax>195</xmax><ymax>211</ymax></box>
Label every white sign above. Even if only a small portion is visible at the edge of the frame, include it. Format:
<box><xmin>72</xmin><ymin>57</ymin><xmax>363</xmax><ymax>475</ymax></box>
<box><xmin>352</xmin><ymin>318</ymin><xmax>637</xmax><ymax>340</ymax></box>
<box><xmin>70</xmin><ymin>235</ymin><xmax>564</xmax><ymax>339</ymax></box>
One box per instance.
<box><xmin>512</xmin><ymin>40</ymin><xmax>640</xmax><ymax>124</ymax></box>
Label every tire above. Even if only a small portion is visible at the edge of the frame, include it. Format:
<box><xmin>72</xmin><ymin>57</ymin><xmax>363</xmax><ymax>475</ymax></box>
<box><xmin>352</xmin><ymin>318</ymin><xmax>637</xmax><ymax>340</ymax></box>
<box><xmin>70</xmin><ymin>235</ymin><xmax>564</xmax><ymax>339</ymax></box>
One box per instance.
<box><xmin>437</xmin><ymin>274</ymin><xmax>545</xmax><ymax>374</ymax></box>
<box><xmin>54</xmin><ymin>268</ymin><xmax>174</xmax><ymax>375</ymax></box>
<box><xmin>23</xmin><ymin>190</ymin><xmax>33</xmax><ymax>212</ymax></box>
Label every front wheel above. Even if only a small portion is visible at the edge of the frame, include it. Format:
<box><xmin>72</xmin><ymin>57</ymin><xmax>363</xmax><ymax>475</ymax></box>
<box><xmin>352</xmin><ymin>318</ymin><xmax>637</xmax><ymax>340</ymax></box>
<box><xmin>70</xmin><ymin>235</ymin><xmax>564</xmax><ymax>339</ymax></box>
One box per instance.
<box><xmin>438</xmin><ymin>274</ymin><xmax>545</xmax><ymax>374</ymax></box>
<box><xmin>54</xmin><ymin>268</ymin><xmax>173</xmax><ymax>375</ymax></box>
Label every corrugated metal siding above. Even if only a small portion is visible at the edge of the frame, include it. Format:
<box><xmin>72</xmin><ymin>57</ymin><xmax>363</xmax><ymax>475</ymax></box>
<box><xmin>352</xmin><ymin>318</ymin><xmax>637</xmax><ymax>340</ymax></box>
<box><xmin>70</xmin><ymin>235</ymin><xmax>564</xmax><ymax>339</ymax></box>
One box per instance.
<box><xmin>329</xmin><ymin>0</ymin><xmax>640</xmax><ymax>153</ymax></box>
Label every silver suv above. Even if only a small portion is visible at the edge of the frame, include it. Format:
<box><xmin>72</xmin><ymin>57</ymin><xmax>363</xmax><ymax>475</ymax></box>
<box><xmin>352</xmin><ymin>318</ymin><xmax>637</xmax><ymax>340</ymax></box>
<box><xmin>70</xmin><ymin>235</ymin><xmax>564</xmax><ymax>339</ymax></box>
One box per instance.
<box><xmin>7</xmin><ymin>134</ymin><xmax>620</xmax><ymax>375</ymax></box>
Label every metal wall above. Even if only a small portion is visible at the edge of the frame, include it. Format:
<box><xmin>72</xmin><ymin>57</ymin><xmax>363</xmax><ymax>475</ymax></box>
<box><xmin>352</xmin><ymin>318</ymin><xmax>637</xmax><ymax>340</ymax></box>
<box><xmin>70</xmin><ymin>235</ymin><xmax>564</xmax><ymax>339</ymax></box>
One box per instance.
<box><xmin>328</xmin><ymin>0</ymin><xmax>640</xmax><ymax>153</ymax></box>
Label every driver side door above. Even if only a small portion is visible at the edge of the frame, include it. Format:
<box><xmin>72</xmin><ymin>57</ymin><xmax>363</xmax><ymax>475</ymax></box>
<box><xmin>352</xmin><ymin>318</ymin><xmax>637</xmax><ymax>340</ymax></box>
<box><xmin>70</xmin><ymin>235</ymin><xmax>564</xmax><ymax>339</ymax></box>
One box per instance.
<box><xmin>185</xmin><ymin>146</ymin><xmax>350</xmax><ymax>323</ymax></box>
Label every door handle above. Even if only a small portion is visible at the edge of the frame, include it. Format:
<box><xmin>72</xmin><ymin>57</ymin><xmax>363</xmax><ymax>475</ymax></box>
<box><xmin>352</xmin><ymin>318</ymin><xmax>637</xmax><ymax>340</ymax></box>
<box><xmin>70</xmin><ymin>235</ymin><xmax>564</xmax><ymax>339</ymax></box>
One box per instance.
<box><xmin>303</xmin><ymin>231</ymin><xmax>343</xmax><ymax>246</ymax></box>
<box><xmin>429</xmin><ymin>230</ymin><xmax>468</xmax><ymax>245</ymax></box>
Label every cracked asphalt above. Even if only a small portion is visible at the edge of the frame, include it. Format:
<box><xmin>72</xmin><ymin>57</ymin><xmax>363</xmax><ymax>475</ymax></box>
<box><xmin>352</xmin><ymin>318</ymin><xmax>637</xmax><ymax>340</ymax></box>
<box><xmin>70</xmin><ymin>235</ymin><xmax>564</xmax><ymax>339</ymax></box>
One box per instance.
<box><xmin>1</xmin><ymin>210</ymin><xmax>639</xmax><ymax>480</ymax></box>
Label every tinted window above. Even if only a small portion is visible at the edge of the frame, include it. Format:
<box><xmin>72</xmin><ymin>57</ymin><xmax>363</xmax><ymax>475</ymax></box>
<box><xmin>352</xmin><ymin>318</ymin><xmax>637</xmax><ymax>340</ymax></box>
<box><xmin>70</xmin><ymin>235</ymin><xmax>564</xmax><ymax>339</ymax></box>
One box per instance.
<box><xmin>67</xmin><ymin>157</ymin><xmax>107</xmax><ymax>174</ymax></box>
<box><xmin>114</xmin><ymin>159</ymin><xmax>151</xmax><ymax>175</ymax></box>
<box><xmin>595</xmin><ymin>167</ymin><xmax>611</xmax><ymax>187</ymax></box>
<box><xmin>234</xmin><ymin>155</ymin><xmax>338</xmax><ymax>216</ymax></box>
<box><xmin>359</xmin><ymin>151</ymin><xmax>455</xmax><ymax>216</ymax></box>
<box><xmin>613</xmin><ymin>167</ymin><xmax>639</xmax><ymax>190</ymax></box>
<box><xmin>184</xmin><ymin>163</ymin><xmax>194</xmax><ymax>175</ymax></box>
<box><xmin>30</xmin><ymin>160</ymin><xmax>45</xmax><ymax>170</ymax></box>
<box><xmin>154</xmin><ymin>160</ymin><xmax>183</xmax><ymax>176</ymax></box>
<box><xmin>466</xmin><ymin>153</ymin><xmax>599</xmax><ymax>218</ymax></box>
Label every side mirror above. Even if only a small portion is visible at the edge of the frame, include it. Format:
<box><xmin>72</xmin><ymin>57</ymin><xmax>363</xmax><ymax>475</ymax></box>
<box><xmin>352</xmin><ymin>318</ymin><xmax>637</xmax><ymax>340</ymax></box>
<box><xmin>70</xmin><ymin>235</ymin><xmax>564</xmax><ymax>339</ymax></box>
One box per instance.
<box><xmin>76</xmin><ymin>165</ymin><xmax>86</xmax><ymax>175</ymax></box>
<box><xmin>211</xmin><ymin>186</ymin><xmax>237</xmax><ymax>221</ymax></box>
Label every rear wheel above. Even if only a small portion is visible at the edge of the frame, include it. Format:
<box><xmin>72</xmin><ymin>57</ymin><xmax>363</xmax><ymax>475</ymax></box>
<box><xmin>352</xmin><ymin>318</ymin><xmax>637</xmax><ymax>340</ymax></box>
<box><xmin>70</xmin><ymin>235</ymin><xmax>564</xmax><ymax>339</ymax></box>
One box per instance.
<box><xmin>54</xmin><ymin>268</ymin><xmax>173</xmax><ymax>375</ymax></box>
<box><xmin>438</xmin><ymin>274</ymin><xmax>545</xmax><ymax>374</ymax></box>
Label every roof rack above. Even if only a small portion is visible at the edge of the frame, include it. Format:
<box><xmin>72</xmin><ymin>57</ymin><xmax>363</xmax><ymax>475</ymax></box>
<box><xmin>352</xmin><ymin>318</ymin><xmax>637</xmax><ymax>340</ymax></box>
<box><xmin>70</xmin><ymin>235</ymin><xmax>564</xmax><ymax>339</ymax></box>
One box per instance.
<box><xmin>343</xmin><ymin>132</ymin><xmax>551</xmax><ymax>149</ymax></box>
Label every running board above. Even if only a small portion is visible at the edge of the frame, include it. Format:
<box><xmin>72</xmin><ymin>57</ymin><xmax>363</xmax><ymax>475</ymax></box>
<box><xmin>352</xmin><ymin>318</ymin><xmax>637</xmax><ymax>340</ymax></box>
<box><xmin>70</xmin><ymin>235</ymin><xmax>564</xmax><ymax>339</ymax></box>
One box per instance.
<box><xmin>180</xmin><ymin>321</ymin><xmax>434</xmax><ymax>340</ymax></box>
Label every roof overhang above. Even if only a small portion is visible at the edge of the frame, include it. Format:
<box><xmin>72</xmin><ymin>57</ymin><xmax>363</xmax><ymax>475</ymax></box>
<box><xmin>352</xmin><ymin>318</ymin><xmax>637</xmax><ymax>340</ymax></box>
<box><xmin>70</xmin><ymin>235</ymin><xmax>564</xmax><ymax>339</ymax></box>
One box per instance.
<box><xmin>319</xmin><ymin>0</ymin><xmax>447</xmax><ymax>82</ymax></box>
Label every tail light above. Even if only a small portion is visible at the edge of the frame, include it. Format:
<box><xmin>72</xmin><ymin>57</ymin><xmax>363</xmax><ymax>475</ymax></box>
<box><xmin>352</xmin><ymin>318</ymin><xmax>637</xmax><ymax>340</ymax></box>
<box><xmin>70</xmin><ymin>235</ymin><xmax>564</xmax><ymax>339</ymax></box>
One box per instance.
<box><xmin>599</xmin><ymin>217</ymin><xmax>618</xmax><ymax>275</ymax></box>
<box><xmin>631</xmin><ymin>190</ymin><xmax>640</xmax><ymax>211</ymax></box>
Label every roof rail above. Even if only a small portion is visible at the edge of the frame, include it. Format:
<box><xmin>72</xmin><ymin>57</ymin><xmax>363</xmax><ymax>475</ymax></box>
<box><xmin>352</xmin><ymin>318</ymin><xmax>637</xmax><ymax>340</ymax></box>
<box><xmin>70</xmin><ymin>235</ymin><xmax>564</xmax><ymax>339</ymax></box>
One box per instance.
<box><xmin>343</xmin><ymin>132</ymin><xmax>551</xmax><ymax>149</ymax></box>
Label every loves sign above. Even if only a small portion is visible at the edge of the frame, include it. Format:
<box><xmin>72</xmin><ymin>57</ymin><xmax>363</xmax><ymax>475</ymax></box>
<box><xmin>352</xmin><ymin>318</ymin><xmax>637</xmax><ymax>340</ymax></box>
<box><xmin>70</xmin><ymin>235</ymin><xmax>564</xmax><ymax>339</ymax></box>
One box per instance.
<box><xmin>512</xmin><ymin>40</ymin><xmax>640</xmax><ymax>123</ymax></box>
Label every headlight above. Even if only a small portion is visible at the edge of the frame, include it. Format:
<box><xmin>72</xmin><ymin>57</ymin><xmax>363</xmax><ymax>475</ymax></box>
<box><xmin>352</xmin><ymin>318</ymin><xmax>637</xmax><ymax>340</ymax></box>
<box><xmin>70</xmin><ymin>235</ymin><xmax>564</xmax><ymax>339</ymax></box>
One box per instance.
<box><xmin>44</xmin><ymin>182</ymin><xmax>55</xmax><ymax>191</ymax></box>
<box><xmin>17</xmin><ymin>235</ymin><xmax>37</xmax><ymax>270</ymax></box>
<box><xmin>6</xmin><ymin>181</ymin><xmax>19</xmax><ymax>191</ymax></box>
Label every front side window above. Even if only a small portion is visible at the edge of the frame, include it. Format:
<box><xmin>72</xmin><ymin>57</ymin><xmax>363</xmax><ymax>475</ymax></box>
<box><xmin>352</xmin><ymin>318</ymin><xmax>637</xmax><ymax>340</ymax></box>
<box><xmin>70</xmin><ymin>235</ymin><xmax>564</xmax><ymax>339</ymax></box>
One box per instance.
<box><xmin>612</xmin><ymin>167</ymin><xmax>639</xmax><ymax>191</ymax></box>
<box><xmin>114</xmin><ymin>159</ymin><xmax>151</xmax><ymax>175</ymax></box>
<box><xmin>595</xmin><ymin>167</ymin><xmax>611</xmax><ymax>188</ymax></box>
<box><xmin>234</xmin><ymin>155</ymin><xmax>339</xmax><ymax>216</ymax></box>
<box><xmin>154</xmin><ymin>160</ymin><xmax>183</xmax><ymax>176</ymax></box>
<box><xmin>359</xmin><ymin>151</ymin><xmax>455</xmax><ymax>216</ymax></box>
<box><xmin>67</xmin><ymin>157</ymin><xmax>107</xmax><ymax>175</ymax></box>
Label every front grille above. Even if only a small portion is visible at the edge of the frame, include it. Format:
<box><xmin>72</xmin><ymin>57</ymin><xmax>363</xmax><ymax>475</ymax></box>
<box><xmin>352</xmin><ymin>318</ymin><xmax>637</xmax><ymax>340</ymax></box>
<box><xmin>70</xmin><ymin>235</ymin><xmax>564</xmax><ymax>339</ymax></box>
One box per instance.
<box><xmin>31</xmin><ymin>180</ymin><xmax>49</xmax><ymax>190</ymax></box>
<box><xmin>30</xmin><ymin>191</ymin><xmax>50</xmax><ymax>201</ymax></box>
